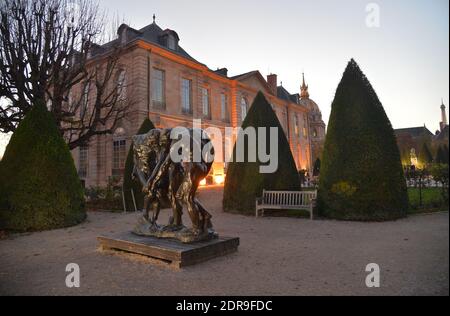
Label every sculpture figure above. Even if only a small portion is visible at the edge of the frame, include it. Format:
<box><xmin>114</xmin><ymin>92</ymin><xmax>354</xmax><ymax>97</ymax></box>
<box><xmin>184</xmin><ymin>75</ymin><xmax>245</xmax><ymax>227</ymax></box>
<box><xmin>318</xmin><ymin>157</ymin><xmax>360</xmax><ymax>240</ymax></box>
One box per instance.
<box><xmin>132</xmin><ymin>128</ymin><xmax>216</xmax><ymax>243</ymax></box>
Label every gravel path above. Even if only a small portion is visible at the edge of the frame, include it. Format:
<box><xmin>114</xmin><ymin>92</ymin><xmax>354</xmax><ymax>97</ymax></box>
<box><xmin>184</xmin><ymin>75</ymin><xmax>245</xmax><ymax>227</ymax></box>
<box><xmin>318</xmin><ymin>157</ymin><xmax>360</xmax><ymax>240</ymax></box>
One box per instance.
<box><xmin>0</xmin><ymin>187</ymin><xmax>448</xmax><ymax>296</ymax></box>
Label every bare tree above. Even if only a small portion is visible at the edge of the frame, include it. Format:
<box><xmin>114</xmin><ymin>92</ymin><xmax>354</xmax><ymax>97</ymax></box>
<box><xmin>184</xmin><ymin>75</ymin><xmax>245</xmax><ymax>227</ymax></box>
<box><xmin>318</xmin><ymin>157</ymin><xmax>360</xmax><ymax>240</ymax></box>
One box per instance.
<box><xmin>0</xmin><ymin>0</ymin><xmax>134</xmax><ymax>149</ymax></box>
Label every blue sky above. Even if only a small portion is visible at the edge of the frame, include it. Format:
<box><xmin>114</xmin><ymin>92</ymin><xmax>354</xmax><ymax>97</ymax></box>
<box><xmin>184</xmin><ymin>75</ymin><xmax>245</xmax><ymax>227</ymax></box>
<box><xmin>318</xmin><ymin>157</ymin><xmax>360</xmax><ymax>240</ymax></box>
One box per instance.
<box><xmin>0</xmin><ymin>0</ymin><xmax>449</xmax><ymax>157</ymax></box>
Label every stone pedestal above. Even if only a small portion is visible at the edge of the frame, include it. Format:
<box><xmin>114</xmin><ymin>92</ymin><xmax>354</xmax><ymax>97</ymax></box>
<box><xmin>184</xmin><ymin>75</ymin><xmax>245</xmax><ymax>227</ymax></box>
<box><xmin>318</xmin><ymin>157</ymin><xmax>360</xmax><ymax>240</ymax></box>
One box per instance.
<box><xmin>97</xmin><ymin>232</ymin><xmax>239</xmax><ymax>268</ymax></box>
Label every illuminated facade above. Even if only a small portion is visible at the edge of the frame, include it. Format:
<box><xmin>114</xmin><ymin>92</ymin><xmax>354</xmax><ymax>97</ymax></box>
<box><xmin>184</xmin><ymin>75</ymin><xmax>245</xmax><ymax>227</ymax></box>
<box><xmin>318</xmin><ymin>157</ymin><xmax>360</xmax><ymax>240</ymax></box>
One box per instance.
<box><xmin>71</xmin><ymin>21</ymin><xmax>326</xmax><ymax>187</ymax></box>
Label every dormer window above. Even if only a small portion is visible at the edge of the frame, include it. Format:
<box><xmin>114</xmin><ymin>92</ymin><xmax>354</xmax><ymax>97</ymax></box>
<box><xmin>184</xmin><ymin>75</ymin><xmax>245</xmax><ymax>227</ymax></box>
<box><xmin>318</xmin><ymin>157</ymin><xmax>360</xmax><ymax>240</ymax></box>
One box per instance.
<box><xmin>159</xmin><ymin>29</ymin><xmax>179</xmax><ymax>51</ymax></box>
<box><xmin>167</xmin><ymin>35</ymin><xmax>176</xmax><ymax>50</ymax></box>
<box><xmin>117</xmin><ymin>24</ymin><xmax>129</xmax><ymax>45</ymax></box>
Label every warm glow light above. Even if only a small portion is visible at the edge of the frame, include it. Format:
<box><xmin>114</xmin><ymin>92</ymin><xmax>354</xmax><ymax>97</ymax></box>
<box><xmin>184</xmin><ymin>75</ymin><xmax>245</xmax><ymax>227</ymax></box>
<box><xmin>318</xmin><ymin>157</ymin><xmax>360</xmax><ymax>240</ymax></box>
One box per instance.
<box><xmin>214</xmin><ymin>175</ymin><xmax>225</xmax><ymax>185</ymax></box>
<box><xmin>200</xmin><ymin>178</ymin><xmax>207</xmax><ymax>186</ymax></box>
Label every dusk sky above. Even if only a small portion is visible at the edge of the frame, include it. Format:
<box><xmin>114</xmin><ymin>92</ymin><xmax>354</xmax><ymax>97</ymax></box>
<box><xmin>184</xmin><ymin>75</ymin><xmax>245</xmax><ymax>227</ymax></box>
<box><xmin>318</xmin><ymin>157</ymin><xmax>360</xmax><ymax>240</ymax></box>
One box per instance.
<box><xmin>0</xmin><ymin>0</ymin><xmax>449</xmax><ymax>157</ymax></box>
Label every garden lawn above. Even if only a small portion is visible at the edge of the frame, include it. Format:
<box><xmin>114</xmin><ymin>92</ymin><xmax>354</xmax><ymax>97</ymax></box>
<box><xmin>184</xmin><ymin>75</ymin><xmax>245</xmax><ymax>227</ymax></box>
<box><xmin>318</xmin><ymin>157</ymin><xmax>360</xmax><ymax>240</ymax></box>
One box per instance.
<box><xmin>408</xmin><ymin>187</ymin><xmax>448</xmax><ymax>214</ymax></box>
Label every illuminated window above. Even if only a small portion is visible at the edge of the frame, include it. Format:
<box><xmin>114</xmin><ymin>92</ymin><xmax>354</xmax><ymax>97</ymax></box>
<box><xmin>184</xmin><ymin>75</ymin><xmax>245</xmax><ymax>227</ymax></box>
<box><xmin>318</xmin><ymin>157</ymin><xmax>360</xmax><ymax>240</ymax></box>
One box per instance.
<box><xmin>294</xmin><ymin>114</ymin><xmax>299</xmax><ymax>136</ymax></box>
<box><xmin>221</xmin><ymin>93</ymin><xmax>228</xmax><ymax>121</ymax></box>
<box><xmin>181</xmin><ymin>78</ymin><xmax>192</xmax><ymax>113</ymax></box>
<box><xmin>152</xmin><ymin>68</ymin><xmax>165</xmax><ymax>109</ymax></box>
<box><xmin>201</xmin><ymin>87</ymin><xmax>210</xmax><ymax>118</ymax></box>
<box><xmin>241</xmin><ymin>97</ymin><xmax>248</xmax><ymax>122</ymax></box>
<box><xmin>303</xmin><ymin>115</ymin><xmax>308</xmax><ymax>138</ymax></box>
<box><xmin>78</xmin><ymin>145</ymin><xmax>88</xmax><ymax>178</ymax></box>
<box><xmin>112</xmin><ymin>139</ymin><xmax>126</xmax><ymax>176</ymax></box>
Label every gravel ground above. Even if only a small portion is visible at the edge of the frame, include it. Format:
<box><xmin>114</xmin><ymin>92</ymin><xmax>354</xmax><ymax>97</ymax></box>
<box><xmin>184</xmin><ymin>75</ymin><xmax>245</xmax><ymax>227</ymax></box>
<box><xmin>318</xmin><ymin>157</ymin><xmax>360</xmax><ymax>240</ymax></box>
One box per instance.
<box><xmin>0</xmin><ymin>187</ymin><xmax>448</xmax><ymax>296</ymax></box>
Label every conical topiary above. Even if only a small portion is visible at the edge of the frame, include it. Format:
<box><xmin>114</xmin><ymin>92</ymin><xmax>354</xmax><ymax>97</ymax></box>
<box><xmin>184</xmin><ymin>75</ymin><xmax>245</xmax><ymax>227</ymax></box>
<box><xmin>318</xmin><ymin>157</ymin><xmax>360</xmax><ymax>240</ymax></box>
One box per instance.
<box><xmin>223</xmin><ymin>91</ymin><xmax>301</xmax><ymax>215</ymax></box>
<box><xmin>317</xmin><ymin>59</ymin><xmax>408</xmax><ymax>221</ymax></box>
<box><xmin>0</xmin><ymin>101</ymin><xmax>86</xmax><ymax>232</ymax></box>
<box><xmin>418</xmin><ymin>142</ymin><xmax>433</xmax><ymax>166</ymax></box>
<box><xmin>122</xmin><ymin>118</ymin><xmax>155</xmax><ymax>211</ymax></box>
<box><xmin>435</xmin><ymin>145</ymin><xmax>449</xmax><ymax>164</ymax></box>
<box><xmin>313</xmin><ymin>158</ymin><xmax>321</xmax><ymax>176</ymax></box>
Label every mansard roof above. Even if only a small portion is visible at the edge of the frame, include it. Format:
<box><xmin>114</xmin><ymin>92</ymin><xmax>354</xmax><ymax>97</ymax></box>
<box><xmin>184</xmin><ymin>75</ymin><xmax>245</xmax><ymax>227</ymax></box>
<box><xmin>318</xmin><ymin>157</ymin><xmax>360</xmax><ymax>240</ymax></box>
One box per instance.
<box><xmin>92</xmin><ymin>22</ymin><xmax>202</xmax><ymax>65</ymax></box>
<box><xmin>394</xmin><ymin>126</ymin><xmax>434</xmax><ymax>138</ymax></box>
<box><xmin>277</xmin><ymin>86</ymin><xmax>300</xmax><ymax>104</ymax></box>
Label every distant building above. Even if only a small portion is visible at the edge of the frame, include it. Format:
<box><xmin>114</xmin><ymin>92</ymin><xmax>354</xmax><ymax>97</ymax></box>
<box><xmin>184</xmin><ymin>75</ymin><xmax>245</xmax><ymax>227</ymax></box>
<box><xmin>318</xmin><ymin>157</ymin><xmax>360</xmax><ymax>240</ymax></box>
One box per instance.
<box><xmin>69</xmin><ymin>20</ymin><xmax>326</xmax><ymax>187</ymax></box>
<box><xmin>394</xmin><ymin>100</ymin><xmax>449</xmax><ymax>166</ymax></box>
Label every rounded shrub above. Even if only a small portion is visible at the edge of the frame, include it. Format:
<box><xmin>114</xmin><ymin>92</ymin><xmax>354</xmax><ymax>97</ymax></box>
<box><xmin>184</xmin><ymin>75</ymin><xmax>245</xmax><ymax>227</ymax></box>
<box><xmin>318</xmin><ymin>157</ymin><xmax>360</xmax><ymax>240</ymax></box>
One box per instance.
<box><xmin>122</xmin><ymin>118</ymin><xmax>155</xmax><ymax>211</ymax></box>
<box><xmin>317</xmin><ymin>59</ymin><xmax>408</xmax><ymax>221</ymax></box>
<box><xmin>0</xmin><ymin>101</ymin><xmax>86</xmax><ymax>231</ymax></box>
<box><xmin>223</xmin><ymin>91</ymin><xmax>301</xmax><ymax>215</ymax></box>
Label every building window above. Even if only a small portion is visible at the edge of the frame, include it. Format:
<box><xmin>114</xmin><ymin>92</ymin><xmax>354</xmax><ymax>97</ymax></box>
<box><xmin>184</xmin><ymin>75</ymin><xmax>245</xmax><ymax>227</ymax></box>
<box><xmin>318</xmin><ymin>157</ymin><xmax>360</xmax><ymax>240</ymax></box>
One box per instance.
<box><xmin>313</xmin><ymin>128</ymin><xmax>318</xmax><ymax>138</ymax></box>
<box><xmin>181</xmin><ymin>78</ymin><xmax>192</xmax><ymax>114</ymax></box>
<box><xmin>294</xmin><ymin>114</ymin><xmax>299</xmax><ymax>136</ymax></box>
<box><xmin>152</xmin><ymin>68</ymin><xmax>165</xmax><ymax>109</ymax></box>
<box><xmin>241</xmin><ymin>97</ymin><xmax>248</xmax><ymax>122</ymax></box>
<box><xmin>221</xmin><ymin>93</ymin><xmax>228</xmax><ymax>121</ymax></box>
<box><xmin>78</xmin><ymin>145</ymin><xmax>88</xmax><ymax>178</ymax></box>
<box><xmin>81</xmin><ymin>82</ymin><xmax>90</xmax><ymax>118</ymax></box>
<box><xmin>112</xmin><ymin>139</ymin><xmax>126</xmax><ymax>177</ymax></box>
<box><xmin>168</xmin><ymin>35</ymin><xmax>176</xmax><ymax>50</ymax></box>
<box><xmin>67</xmin><ymin>91</ymin><xmax>74</xmax><ymax>112</ymax></box>
<box><xmin>303</xmin><ymin>115</ymin><xmax>308</xmax><ymax>138</ymax></box>
<box><xmin>117</xmin><ymin>70</ymin><xmax>126</xmax><ymax>101</ymax></box>
<box><xmin>201</xmin><ymin>87</ymin><xmax>210</xmax><ymax>118</ymax></box>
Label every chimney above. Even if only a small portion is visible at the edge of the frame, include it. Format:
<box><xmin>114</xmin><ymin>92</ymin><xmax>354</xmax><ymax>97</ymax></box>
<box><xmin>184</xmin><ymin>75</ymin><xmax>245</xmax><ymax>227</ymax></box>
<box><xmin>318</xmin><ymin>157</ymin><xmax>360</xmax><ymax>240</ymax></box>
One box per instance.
<box><xmin>214</xmin><ymin>68</ymin><xmax>228</xmax><ymax>77</ymax></box>
<box><xmin>267</xmin><ymin>74</ymin><xmax>277</xmax><ymax>95</ymax></box>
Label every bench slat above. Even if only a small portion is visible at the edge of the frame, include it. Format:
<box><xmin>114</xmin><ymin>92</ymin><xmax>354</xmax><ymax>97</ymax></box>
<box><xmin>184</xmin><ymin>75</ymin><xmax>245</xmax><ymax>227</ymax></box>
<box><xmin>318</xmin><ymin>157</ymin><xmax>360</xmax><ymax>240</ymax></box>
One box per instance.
<box><xmin>256</xmin><ymin>190</ymin><xmax>317</xmax><ymax>219</ymax></box>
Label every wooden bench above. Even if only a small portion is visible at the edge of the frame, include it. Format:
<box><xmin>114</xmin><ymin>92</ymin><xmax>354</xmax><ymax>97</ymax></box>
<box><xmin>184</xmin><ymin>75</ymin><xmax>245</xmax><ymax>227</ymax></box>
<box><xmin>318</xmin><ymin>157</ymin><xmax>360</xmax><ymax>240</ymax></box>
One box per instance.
<box><xmin>255</xmin><ymin>190</ymin><xmax>317</xmax><ymax>219</ymax></box>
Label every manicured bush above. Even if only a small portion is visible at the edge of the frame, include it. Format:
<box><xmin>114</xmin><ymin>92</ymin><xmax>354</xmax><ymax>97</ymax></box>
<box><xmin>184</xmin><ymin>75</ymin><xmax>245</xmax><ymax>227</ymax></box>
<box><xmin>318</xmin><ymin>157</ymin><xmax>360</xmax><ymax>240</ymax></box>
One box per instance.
<box><xmin>317</xmin><ymin>59</ymin><xmax>408</xmax><ymax>221</ymax></box>
<box><xmin>313</xmin><ymin>158</ymin><xmax>321</xmax><ymax>176</ymax></box>
<box><xmin>430</xmin><ymin>163</ymin><xmax>449</xmax><ymax>204</ymax></box>
<box><xmin>223</xmin><ymin>91</ymin><xmax>301</xmax><ymax>215</ymax></box>
<box><xmin>418</xmin><ymin>142</ymin><xmax>433</xmax><ymax>166</ymax></box>
<box><xmin>435</xmin><ymin>145</ymin><xmax>449</xmax><ymax>164</ymax></box>
<box><xmin>122</xmin><ymin>118</ymin><xmax>155</xmax><ymax>211</ymax></box>
<box><xmin>0</xmin><ymin>101</ymin><xmax>86</xmax><ymax>232</ymax></box>
<box><xmin>85</xmin><ymin>177</ymin><xmax>123</xmax><ymax>212</ymax></box>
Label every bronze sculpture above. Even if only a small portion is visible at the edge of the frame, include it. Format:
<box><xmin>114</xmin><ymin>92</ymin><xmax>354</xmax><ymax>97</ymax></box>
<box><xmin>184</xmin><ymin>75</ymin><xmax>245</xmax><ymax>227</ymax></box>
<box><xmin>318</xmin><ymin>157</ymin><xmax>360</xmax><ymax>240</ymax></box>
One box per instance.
<box><xmin>131</xmin><ymin>128</ymin><xmax>216</xmax><ymax>243</ymax></box>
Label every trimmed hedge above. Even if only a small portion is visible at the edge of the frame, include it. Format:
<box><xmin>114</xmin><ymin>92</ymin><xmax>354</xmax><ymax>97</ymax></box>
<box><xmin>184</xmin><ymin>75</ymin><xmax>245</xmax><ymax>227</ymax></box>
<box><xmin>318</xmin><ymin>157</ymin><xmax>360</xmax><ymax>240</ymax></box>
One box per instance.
<box><xmin>435</xmin><ymin>145</ymin><xmax>449</xmax><ymax>164</ymax></box>
<box><xmin>223</xmin><ymin>91</ymin><xmax>301</xmax><ymax>215</ymax></box>
<box><xmin>122</xmin><ymin>118</ymin><xmax>155</xmax><ymax>211</ymax></box>
<box><xmin>418</xmin><ymin>142</ymin><xmax>433</xmax><ymax>166</ymax></box>
<box><xmin>0</xmin><ymin>101</ymin><xmax>86</xmax><ymax>232</ymax></box>
<box><xmin>317</xmin><ymin>59</ymin><xmax>408</xmax><ymax>221</ymax></box>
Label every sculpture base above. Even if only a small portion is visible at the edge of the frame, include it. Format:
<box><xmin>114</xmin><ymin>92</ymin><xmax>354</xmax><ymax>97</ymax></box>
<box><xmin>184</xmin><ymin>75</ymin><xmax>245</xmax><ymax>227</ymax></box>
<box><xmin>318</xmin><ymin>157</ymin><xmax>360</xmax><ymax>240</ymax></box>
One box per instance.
<box><xmin>133</xmin><ymin>216</ymin><xmax>217</xmax><ymax>243</ymax></box>
<box><xmin>97</xmin><ymin>232</ymin><xmax>239</xmax><ymax>268</ymax></box>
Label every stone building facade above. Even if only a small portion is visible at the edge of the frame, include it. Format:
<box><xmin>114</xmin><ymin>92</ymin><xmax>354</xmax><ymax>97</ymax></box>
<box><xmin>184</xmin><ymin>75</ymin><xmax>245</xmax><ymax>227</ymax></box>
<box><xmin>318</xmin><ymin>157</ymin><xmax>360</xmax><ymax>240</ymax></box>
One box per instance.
<box><xmin>71</xmin><ymin>21</ymin><xmax>326</xmax><ymax>187</ymax></box>
<box><xmin>394</xmin><ymin>100</ymin><xmax>449</xmax><ymax>166</ymax></box>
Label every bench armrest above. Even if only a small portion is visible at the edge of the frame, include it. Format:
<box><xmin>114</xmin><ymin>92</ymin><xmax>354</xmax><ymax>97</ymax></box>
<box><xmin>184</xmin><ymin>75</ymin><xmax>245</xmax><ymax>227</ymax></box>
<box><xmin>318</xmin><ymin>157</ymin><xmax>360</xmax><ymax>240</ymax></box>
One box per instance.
<box><xmin>256</xmin><ymin>197</ymin><xmax>263</xmax><ymax>205</ymax></box>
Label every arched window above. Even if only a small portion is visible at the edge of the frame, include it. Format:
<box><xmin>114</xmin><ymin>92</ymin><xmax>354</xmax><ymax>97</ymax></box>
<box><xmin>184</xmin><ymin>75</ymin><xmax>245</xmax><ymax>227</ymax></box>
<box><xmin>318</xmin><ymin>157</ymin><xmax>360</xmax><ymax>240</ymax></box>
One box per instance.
<box><xmin>241</xmin><ymin>97</ymin><xmax>248</xmax><ymax>122</ymax></box>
